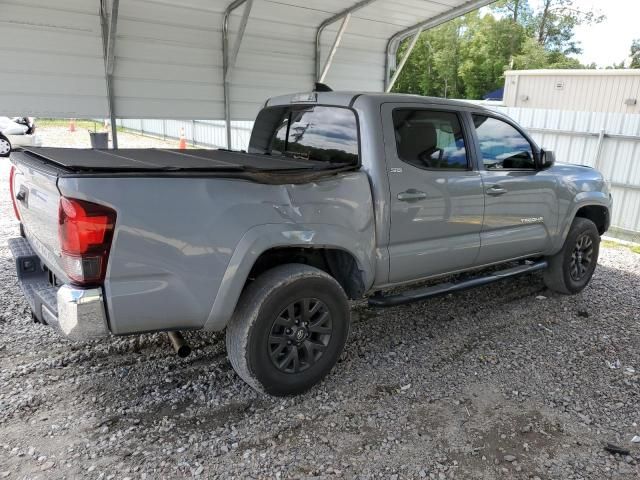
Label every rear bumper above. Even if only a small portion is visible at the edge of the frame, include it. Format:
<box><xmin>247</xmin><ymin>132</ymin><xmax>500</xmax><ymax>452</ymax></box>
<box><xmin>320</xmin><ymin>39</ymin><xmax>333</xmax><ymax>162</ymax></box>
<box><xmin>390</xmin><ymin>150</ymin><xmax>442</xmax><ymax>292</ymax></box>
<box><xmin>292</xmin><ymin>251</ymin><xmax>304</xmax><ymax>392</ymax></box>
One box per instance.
<box><xmin>9</xmin><ymin>236</ymin><xmax>110</xmax><ymax>341</ymax></box>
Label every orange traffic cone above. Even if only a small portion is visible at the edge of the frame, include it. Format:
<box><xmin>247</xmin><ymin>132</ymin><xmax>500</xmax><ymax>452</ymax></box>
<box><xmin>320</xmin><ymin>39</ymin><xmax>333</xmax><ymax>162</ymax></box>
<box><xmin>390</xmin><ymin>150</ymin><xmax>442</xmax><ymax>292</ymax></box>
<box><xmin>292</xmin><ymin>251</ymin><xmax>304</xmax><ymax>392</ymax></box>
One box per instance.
<box><xmin>69</xmin><ymin>119</ymin><xmax>76</xmax><ymax>132</ymax></box>
<box><xmin>178</xmin><ymin>128</ymin><xmax>187</xmax><ymax>150</ymax></box>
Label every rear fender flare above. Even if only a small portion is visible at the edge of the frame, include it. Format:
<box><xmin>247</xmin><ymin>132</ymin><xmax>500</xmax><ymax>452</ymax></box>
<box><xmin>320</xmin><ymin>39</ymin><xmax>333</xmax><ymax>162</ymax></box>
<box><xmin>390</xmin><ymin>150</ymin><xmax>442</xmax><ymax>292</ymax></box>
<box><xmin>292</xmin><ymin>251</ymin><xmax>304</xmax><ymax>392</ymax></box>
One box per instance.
<box><xmin>203</xmin><ymin>223</ymin><xmax>375</xmax><ymax>331</ymax></box>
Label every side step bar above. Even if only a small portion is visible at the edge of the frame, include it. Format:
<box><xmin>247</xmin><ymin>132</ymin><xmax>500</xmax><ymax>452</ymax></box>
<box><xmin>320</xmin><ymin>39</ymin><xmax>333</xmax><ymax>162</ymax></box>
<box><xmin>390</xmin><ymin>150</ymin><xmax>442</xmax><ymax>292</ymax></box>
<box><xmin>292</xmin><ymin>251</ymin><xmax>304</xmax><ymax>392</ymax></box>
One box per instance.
<box><xmin>368</xmin><ymin>260</ymin><xmax>548</xmax><ymax>308</ymax></box>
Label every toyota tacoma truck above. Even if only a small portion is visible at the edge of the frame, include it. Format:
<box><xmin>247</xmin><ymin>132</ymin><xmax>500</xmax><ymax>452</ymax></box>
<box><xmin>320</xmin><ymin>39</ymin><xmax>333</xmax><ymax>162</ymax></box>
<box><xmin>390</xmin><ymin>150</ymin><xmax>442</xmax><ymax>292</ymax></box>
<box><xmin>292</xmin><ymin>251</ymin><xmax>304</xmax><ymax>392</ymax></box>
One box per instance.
<box><xmin>8</xmin><ymin>91</ymin><xmax>612</xmax><ymax>395</ymax></box>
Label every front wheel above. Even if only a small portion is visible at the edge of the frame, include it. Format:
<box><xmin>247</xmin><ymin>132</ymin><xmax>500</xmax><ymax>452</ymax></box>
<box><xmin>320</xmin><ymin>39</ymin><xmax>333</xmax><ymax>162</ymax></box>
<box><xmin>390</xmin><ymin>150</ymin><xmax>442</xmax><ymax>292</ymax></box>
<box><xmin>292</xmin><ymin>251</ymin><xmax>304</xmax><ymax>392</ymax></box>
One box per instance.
<box><xmin>226</xmin><ymin>264</ymin><xmax>350</xmax><ymax>396</ymax></box>
<box><xmin>0</xmin><ymin>134</ymin><xmax>11</xmax><ymax>157</ymax></box>
<box><xmin>544</xmin><ymin>217</ymin><xmax>600</xmax><ymax>294</ymax></box>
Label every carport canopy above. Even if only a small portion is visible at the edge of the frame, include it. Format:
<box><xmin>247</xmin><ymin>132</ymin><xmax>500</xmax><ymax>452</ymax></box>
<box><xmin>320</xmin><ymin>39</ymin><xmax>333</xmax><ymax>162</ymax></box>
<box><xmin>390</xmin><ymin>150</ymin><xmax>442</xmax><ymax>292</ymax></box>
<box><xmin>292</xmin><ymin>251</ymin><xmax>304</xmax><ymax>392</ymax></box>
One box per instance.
<box><xmin>1</xmin><ymin>0</ymin><xmax>493</xmax><ymax>146</ymax></box>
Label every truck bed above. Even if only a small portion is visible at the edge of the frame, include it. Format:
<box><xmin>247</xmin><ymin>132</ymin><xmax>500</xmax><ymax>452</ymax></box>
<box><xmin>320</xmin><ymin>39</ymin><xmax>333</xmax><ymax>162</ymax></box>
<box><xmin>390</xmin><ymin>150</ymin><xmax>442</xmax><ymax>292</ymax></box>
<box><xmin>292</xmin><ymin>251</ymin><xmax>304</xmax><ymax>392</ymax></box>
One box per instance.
<box><xmin>18</xmin><ymin>147</ymin><xmax>348</xmax><ymax>173</ymax></box>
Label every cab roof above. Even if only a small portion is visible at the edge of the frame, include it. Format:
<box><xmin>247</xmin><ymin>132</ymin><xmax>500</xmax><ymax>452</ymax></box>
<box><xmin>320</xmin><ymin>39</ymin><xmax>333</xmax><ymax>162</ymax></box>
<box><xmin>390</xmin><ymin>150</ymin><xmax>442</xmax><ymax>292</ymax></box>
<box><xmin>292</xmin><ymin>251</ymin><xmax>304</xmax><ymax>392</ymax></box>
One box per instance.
<box><xmin>266</xmin><ymin>91</ymin><xmax>492</xmax><ymax>112</ymax></box>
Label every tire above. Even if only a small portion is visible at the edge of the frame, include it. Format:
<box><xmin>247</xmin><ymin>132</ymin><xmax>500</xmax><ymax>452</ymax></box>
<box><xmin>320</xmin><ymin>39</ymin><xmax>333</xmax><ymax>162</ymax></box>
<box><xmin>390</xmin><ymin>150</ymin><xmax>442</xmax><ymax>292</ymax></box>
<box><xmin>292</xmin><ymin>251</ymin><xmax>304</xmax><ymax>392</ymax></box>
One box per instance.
<box><xmin>0</xmin><ymin>134</ymin><xmax>11</xmax><ymax>157</ymax></box>
<box><xmin>544</xmin><ymin>217</ymin><xmax>600</xmax><ymax>294</ymax></box>
<box><xmin>226</xmin><ymin>264</ymin><xmax>350</xmax><ymax>396</ymax></box>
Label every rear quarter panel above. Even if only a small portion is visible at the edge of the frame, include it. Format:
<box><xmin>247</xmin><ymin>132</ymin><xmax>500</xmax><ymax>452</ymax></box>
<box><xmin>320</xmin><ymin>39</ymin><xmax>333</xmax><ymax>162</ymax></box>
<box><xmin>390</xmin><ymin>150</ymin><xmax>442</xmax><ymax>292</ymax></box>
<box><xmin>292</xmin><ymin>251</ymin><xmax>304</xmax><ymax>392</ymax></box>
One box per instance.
<box><xmin>57</xmin><ymin>172</ymin><xmax>375</xmax><ymax>334</ymax></box>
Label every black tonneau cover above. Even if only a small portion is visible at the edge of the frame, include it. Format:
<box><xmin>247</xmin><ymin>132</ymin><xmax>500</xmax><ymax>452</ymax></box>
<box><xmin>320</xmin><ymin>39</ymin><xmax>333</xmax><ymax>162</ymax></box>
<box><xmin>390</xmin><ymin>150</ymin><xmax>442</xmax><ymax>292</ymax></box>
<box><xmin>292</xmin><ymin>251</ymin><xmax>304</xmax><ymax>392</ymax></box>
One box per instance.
<box><xmin>20</xmin><ymin>147</ymin><xmax>345</xmax><ymax>173</ymax></box>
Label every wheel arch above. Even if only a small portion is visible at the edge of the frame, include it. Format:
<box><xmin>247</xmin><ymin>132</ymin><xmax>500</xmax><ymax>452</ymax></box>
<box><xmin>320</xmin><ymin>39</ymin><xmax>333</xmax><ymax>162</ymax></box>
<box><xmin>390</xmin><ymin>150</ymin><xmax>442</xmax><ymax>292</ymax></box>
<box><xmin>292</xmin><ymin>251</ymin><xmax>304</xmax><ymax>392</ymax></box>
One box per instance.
<box><xmin>553</xmin><ymin>193</ymin><xmax>611</xmax><ymax>253</ymax></box>
<box><xmin>574</xmin><ymin>204</ymin><xmax>610</xmax><ymax>235</ymax></box>
<box><xmin>203</xmin><ymin>224</ymin><xmax>375</xmax><ymax>331</ymax></box>
<box><xmin>248</xmin><ymin>246</ymin><xmax>365</xmax><ymax>300</ymax></box>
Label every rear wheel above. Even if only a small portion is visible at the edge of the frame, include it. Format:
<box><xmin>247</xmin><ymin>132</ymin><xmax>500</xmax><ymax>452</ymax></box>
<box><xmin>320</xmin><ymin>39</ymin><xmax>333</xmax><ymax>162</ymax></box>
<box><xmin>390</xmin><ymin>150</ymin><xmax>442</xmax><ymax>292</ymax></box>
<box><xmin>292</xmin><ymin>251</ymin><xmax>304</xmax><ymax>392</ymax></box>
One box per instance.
<box><xmin>0</xmin><ymin>134</ymin><xmax>11</xmax><ymax>157</ymax></box>
<box><xmin>544</xmin><ymin>217</ymin><xmax>600</xmax><ymax>294</ymax></box>
<box><xmin>226</xmin><ymin>264</ymin><xmax>350</xmax><ymax>396</ymax></box>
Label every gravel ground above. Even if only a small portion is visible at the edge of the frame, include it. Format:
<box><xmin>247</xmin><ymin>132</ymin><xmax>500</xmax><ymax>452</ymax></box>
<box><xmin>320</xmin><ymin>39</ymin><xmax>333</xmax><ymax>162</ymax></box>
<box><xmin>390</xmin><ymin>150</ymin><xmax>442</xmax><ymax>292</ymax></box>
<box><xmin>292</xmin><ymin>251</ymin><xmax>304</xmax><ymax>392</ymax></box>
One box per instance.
<box><xmin>1</xmin><ymin>130</ymin><xmax>639</xmax><ymax>479</ymax></box>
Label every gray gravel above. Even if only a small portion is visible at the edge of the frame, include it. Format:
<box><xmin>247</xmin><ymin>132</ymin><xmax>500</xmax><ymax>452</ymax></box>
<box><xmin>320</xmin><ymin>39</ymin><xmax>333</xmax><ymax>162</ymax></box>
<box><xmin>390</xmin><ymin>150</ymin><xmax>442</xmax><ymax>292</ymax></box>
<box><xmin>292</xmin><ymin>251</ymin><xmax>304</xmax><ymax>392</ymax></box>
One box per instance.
<box><xmin>1</xmin><ymin>142</ymin><xmax>639</xmax><ymax>478</ymax></box>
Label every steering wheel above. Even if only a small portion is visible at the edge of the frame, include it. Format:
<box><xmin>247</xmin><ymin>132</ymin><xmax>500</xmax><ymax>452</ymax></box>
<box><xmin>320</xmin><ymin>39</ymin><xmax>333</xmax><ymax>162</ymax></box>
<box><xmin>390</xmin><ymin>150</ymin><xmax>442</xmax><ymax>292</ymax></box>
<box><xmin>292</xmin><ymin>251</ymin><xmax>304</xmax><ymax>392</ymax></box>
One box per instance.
<box><xmin>418</xmin><ymin>147</ymin><xmax>444</xmax><ymax>168</ymax></box>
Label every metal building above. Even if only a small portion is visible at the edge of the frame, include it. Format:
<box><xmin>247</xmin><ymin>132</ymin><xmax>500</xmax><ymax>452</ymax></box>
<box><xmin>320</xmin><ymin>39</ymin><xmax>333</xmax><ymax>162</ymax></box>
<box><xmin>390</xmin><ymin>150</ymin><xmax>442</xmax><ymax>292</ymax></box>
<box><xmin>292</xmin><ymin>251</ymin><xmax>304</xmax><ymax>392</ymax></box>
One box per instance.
<box><xmin>503</xmin><ymin>69</ymin><xmax>640</xmax><ymax>114</ymax></box>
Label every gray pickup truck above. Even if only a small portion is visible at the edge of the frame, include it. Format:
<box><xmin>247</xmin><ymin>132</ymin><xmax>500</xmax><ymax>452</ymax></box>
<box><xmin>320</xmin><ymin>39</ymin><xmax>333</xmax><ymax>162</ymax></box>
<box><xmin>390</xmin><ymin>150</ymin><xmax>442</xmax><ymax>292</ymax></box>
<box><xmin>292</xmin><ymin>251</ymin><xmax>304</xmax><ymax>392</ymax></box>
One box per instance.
<box><xmin>9</xmin><ymin>91</ymin><xmax>612</xmax><ymax>395</ymax></box>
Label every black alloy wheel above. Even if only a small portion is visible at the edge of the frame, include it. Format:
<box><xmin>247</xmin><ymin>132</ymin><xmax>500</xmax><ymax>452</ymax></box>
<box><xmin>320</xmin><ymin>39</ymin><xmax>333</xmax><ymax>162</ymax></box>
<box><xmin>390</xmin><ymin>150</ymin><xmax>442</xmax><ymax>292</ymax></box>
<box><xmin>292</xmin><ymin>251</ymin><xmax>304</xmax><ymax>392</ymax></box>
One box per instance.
<box><xmin>570</xmin><ymin>233</ymin><xmax>594</xmax><ymax>281</ymax></box>
<box><xmin>268</xmin><ymin>298</ymin><xmax>332</xmax><ymax>374</ymax></box>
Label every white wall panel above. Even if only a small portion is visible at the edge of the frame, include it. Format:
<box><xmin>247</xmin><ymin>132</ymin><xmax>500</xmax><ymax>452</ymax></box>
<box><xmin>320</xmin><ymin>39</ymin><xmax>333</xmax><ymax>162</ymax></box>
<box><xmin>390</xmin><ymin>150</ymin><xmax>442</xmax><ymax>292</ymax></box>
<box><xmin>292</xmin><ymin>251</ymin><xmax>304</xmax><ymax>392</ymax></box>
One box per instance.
<box><xmin>0</xmin><ymin>0</ymin><xmax>107</xmax><ymax>117</ymax></box>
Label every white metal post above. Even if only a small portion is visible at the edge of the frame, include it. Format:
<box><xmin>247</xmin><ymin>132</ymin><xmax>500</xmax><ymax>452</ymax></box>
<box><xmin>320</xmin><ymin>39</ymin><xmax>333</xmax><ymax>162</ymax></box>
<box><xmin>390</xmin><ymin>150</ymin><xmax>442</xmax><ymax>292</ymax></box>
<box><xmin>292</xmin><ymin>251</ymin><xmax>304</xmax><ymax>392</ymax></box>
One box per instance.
<box><xmin>593</xmin><ymin>128</ymin><xmax>606</xmax><ymax>170</ymax></box>
<box><xmin>386</xmin><ymin>28</ymin><xmax>423</xmax><ymax>93</ymax></box>
<box><xmin>315</xmin><ymin>0</ymin><xmax>379</xmax><ymax>84</ymax></box>
<box><xmin>223</xmin><ymin>0</ymin><xmax>253</xmax><ymax>150</ymax></box>
<box><xmin>100</xmin><ymin>0</ymin><xmax>120</xmax><ymax>149</ymax></box>
<box><xmin>318</xmin><ymin>14</ymin><xmax>351</xmax><ymax>84</ymax></box>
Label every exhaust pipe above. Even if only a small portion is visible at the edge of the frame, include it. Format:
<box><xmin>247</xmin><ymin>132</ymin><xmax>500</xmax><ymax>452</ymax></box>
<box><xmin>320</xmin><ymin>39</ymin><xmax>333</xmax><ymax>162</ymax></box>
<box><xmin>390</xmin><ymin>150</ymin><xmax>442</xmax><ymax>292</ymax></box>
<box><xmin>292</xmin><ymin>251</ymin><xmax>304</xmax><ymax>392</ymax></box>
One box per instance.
<box><xmin>168</xmin><ymin>331</ymin><xmax>191</xmax><ymax>358</ymax></box>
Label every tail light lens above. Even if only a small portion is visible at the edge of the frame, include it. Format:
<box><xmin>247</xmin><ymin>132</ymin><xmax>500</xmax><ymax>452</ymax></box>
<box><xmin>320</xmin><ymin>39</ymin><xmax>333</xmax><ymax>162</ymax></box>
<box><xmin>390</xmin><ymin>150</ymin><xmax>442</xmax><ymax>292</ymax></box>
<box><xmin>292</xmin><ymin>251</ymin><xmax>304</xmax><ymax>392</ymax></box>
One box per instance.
<box><xmin>58</xmin><ymin>197</ymin><xmax>116</xmax><ymax>286</ymax></box>
<box><xmin>9</xmin><ymin>165</ymin><xmax>20</xmax><ymax>220</ymax></box>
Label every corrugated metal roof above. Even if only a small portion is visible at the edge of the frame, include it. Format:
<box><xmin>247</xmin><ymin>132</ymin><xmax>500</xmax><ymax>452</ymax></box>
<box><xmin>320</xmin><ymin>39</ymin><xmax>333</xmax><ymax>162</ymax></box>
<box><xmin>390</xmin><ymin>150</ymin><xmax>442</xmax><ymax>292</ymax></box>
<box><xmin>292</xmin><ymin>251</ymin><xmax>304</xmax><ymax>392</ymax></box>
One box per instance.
<box><xmin>0</xmin><ymin>0</ymin><xmax>493</xmax><ymax>120</ymax></box>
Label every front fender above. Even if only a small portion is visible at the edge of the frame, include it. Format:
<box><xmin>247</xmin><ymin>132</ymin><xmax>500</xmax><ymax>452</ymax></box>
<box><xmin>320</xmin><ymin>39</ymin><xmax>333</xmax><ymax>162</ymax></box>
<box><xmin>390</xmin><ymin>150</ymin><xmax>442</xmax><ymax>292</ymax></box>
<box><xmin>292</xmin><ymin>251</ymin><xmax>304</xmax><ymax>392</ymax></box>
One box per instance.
<box><xmin>552</xmin><ymin>191</ymin><xmax>611</xmax><ymax>252</ymax></box>
<box><xmin>203</xmin><ymin>223</ymin><xmax>376</xmax><ymax>331</ymax></box>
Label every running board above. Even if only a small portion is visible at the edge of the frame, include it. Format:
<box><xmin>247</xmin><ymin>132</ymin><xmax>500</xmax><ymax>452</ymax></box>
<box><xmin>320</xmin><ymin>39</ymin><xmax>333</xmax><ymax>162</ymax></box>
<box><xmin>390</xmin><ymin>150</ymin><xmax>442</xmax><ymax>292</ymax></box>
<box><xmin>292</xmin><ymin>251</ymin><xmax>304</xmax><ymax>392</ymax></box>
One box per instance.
<box><xmin>368</xmin><ymin>260</ymin><xmax>548</xmax><ymax>308</ymax></box>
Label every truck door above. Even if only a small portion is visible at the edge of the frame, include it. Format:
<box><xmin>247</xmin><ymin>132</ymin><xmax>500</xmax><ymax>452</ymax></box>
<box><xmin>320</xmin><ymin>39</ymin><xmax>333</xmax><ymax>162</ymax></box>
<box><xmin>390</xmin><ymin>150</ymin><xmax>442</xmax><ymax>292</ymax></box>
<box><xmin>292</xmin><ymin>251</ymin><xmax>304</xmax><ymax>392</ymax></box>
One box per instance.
<box><xmin>470</xmin><ymin>114</ymin><xmax>558</xmax><ymax>265</ymax></box>
<box><xmin>382</xmin><ymin>104</ymin><xmax>485</xmax><ymax>284</ymax></box>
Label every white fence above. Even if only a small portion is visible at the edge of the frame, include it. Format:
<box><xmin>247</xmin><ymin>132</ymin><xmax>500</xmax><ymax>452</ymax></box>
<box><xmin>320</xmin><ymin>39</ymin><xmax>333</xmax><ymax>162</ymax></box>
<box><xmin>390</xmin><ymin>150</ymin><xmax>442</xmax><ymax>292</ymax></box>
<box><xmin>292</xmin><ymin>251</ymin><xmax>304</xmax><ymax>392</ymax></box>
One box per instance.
<box><xmin>118</xmin><ymin>107</ymin><xmax>640</xmax><ymax>238</ymax></box>
<box><xmin>117</xmin><ymin>119</ymin><xmax>254</xmax><ymax>152</ymax></box>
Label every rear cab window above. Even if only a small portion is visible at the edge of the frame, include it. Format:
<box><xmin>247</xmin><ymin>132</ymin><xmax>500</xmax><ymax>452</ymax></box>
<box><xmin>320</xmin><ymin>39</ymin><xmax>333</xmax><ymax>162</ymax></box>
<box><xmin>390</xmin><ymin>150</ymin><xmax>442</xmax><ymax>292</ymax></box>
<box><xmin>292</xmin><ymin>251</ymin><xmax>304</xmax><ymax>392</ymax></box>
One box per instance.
<box><xmin>249</xmin><ymin>105</ymin><xmax>360</xmax><ymax>166</ymax></box>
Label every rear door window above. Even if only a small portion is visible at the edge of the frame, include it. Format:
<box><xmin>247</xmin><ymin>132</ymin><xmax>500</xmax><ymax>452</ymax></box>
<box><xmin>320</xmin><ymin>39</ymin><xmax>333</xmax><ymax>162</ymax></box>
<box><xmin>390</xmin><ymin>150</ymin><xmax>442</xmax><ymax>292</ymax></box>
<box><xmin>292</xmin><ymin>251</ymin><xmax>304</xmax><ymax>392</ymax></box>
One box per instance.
<box><xmin>392</xmin><ymin>109</ymin><xmax>468</xmax><ymax>170</ymax></box>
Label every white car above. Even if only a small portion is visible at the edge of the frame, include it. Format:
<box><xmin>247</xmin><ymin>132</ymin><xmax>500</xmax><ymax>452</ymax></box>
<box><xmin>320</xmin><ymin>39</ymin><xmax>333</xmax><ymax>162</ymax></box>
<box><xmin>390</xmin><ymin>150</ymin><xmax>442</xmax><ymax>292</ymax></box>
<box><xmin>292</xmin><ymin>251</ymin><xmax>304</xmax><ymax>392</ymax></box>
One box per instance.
<box><xmin>0</xmin><ymin>133</ymin><xmax>10</xmax><ymax>157</ymax></box>
<box><xmin>0</xmin><ymin>117</ymin><xmax>41</xmax><ymax>156</ymax></box>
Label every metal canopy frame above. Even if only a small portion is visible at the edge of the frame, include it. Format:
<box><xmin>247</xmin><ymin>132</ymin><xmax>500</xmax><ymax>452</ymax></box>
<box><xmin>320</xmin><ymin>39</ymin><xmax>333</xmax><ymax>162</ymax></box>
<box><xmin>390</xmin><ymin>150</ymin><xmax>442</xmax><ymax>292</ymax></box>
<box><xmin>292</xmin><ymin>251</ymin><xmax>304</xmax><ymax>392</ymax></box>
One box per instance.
<box><xmin>223</xmin><ymin>0</ymin><xmax>254</xmax><ymax>149</ymax></box>
<box><xmin>91</xmin><ymin>0</ymin><xmax>495</xmax><ymax>149</ymax></box>
<box><xmin>99</xmin><ymin>0</ymin><xmax>120</xmax><ymax>148</ymax></box>
<box><xmin>314</xmin><ymin>0</ymin><xmax>380</xmax><ymax>83</ymax></box>
<box><xmin>384</xmin><ymin>0</ymin><xmax>494</xmax><ymax>91</ymax></box>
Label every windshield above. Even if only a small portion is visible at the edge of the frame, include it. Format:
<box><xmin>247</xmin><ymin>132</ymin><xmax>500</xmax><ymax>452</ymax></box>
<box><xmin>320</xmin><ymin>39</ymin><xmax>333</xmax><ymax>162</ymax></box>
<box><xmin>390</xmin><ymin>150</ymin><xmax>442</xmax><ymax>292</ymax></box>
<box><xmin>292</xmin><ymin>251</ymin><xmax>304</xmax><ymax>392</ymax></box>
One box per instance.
<box><xmin>249</xmin><ymin>105</ymin><xmax>359</xmax><ymax>165</ymax></box>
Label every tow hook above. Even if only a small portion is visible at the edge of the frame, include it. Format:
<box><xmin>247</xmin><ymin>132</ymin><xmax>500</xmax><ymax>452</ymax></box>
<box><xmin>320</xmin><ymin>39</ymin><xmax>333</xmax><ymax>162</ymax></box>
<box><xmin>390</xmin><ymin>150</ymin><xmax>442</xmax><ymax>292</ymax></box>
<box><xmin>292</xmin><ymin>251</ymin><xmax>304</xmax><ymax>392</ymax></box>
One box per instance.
<box><xmin>167</xmin><ymin>331</ymin><xmax>191</xmax><ymax>358</ymax></box>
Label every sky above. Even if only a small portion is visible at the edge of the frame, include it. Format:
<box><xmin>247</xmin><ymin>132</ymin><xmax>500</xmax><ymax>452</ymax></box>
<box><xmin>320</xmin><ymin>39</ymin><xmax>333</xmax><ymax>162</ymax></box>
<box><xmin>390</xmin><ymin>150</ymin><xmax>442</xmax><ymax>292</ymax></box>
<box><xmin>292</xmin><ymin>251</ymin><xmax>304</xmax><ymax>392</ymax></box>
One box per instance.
<box><xmin>531</xmin><ymin>0</ymin><xmax>640</xmax><ymax>67</ymax></box>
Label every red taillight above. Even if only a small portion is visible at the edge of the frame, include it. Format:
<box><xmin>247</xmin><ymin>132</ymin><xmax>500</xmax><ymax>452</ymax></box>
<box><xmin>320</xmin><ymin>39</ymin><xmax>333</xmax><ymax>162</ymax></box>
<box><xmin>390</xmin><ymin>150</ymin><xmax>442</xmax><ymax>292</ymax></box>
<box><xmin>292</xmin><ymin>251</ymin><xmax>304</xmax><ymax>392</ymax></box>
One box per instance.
<box><xmin>58</xmin><ymin>197</ymin><xmax>116</xmax><ymax>286</ymax></box>
<box><xmin>9</xmin><ymin>165</ymin><xmax>20</xmax><ymax>221</ymax></box>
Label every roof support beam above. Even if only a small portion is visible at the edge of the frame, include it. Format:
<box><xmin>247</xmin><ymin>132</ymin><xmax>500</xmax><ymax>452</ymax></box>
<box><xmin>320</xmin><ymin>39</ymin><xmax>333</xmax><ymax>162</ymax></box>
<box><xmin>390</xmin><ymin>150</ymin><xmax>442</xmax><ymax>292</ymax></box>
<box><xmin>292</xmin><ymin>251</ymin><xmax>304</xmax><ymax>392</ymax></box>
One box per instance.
<box><xmin>100</xmin><ymin>0</ymin><xmax>119</xmax><ymax>149</ymax></box>
<box><xmin>385</xmin><ymin>27</ymin><xmax>422</xmax><ymax>93</ymax></box>
<box><xmin>315</xmin><ymin>0</ymin><xmax>379</xmax><ymax>84</ymax></box>
<box><xmin>318</xmin><ymin>13</ymin><xmax>351</xmax><ymax>84</ymax></box>
<box><xmin>384</xmin><ymin>0</ymin><xmax>495</xmax><ymax>91</ymax></box>
<box><xmin>223</xmin><ymin>0</ymin><xmax>254</xmax><ymax>149</ymax></box>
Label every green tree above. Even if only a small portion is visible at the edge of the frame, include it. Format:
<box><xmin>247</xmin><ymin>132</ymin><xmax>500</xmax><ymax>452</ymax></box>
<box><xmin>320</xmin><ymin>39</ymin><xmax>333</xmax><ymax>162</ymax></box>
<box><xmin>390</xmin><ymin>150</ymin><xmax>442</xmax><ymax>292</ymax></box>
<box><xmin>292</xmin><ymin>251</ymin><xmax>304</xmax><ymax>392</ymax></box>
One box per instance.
<box><xmin>533</xmin><ymin>0</ymin><xmax>604</xmax><ymax>54</ymax></box>
<box><xmin>492</xmin><ymin>0</ymin><xmax>535</xmax><ymax>26</ymax></box>
<box><xmin>458</xmin><ymin>13</ymin><xmax>526</xmax><ymax>98</ymax></box>
<box><xmin>391</xmin><ymin>0</ymin><xmax>604</xmax><ymax>99</ymax></box>
<box><xmin>631</xmin><ymin>39</ymin><xmax>640</xmax><ymax>68</ymax></box>
<box><xmin>393</xmin><ymin>18</ymin><xmax>466</xmax><ymax>98</ymax></box>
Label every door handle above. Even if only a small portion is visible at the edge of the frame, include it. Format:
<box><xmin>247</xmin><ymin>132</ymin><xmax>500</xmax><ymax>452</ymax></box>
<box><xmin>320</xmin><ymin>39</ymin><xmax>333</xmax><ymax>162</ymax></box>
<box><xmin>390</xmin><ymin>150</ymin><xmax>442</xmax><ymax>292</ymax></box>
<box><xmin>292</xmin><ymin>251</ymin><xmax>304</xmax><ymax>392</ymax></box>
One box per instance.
<box><xmin>486</xmin><ymin>186</ymin><xmax>508</xmax><ymax>196</ymax></box>
<box><xmin>397</xmin><ymin>189</ymin><xmax>427</xmax><ymax>202</ymax></box>
<box><xmin>15</xmin><ymin>190</ymin><xmax>26</xmax><ymax>202</ymax></box>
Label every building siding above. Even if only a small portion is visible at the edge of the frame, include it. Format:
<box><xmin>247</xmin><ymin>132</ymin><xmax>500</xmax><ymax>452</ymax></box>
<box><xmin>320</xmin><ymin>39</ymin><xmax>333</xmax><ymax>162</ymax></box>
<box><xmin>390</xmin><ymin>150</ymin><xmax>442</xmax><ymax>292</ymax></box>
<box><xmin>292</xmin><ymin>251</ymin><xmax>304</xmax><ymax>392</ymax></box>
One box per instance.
<box><xmin>504</xmin><ymin>70</ymin><xmax>640</xmax><ymax>114</ymax></box>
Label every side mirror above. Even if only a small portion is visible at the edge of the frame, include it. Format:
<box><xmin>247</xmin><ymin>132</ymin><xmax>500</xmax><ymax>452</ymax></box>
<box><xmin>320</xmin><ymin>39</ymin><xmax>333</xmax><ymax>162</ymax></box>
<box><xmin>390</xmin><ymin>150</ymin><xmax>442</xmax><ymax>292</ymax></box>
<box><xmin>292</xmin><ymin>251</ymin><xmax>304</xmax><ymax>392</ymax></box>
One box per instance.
<box><xmin>538</xmin><ymin>149</ymin><xmax>555</xmax><ymax>170</ymax></box>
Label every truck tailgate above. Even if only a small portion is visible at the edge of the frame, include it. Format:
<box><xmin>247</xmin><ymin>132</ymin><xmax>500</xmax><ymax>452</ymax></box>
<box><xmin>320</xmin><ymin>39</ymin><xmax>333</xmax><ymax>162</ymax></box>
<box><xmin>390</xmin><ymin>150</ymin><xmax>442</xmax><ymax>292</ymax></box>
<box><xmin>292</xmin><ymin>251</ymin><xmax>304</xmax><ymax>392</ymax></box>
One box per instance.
<box><xmin>11</xmin><ymin>156</ymin><xmax>66</xmax><ymax>280</ymax></box>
